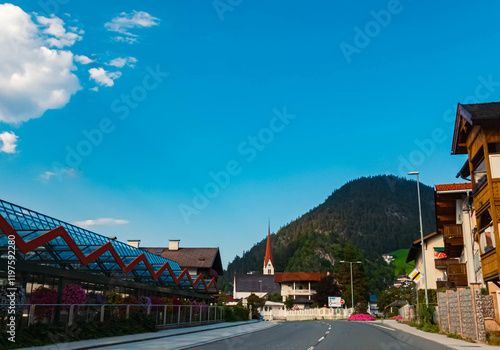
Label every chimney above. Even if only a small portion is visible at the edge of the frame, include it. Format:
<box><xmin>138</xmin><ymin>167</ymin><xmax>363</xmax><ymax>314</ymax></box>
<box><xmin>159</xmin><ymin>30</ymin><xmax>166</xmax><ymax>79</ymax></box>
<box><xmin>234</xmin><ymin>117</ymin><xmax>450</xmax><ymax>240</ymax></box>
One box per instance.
<box><xmin>169</xmin><ymin>239</ymin><xmax>180</xmax><ymax>251</ymax></box>
<box><xmin>127</xmin><ymin>240</ymin><xmax>140</xmax><ymax>248</ymax></box>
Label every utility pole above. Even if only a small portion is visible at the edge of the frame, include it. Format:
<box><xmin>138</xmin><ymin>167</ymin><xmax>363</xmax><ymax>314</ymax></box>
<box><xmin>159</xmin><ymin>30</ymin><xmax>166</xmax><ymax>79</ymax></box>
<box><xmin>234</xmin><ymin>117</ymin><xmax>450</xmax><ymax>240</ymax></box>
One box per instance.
<box><xmin>408</xmin><ymin>171</ymin><xmax>429</xmax><ymax>306</ymax></box>
<box><xmin>340</xmin><ymin>260</ymin><xmax>362</xmax><ymax>311</ymax></box>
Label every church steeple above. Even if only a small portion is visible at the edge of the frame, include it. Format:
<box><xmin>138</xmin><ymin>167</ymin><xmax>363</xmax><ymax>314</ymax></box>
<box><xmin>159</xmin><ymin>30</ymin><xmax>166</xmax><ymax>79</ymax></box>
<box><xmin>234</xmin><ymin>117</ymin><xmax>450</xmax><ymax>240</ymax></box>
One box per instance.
<box><xmin>263</xmin><ymin>220</ymin><xmax>274</xmax><ymax>275</ymax></box>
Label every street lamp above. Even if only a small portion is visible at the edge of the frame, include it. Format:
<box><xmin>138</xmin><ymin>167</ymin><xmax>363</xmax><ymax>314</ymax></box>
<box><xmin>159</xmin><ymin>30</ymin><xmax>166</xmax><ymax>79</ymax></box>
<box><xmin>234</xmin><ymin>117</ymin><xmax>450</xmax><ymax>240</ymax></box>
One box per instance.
<box><xmin>340</xmin><ymin>260</ymin><xmax>362</xmax><ymax>311</ymax></box>
<box><xmin>408</xmin><ymin>171</ymin><xmax>429</xmax><ymax>306</ymax></box>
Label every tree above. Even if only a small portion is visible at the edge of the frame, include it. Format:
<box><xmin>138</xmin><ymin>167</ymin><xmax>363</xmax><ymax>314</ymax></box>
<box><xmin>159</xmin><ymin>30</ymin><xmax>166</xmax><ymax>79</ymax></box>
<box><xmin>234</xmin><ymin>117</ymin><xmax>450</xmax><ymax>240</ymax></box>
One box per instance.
<box><xmin>284</xmin><ymin>295</ymin><xmax>294</xmax><ymax>310</ymax></box>
<box><xmin>267</xmin><ymin>293</ymin><xmax>282</xmax><ymax>302</ymax></box>
<box><xmin>247</xmin><ymin>293</ymin><xmax>266</xmax><ymax>319</ymax></box>
<box><xmin>313</xmin><ymin>275</ymin><xmax>342</xmax><ymax>306</ymax></box>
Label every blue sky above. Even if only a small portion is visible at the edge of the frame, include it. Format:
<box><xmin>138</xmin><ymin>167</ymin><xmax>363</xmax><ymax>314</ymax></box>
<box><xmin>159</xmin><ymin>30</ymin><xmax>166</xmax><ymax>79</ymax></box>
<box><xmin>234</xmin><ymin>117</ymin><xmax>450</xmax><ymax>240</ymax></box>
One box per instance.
<box><xmin>1</xmin><ymin>0</ymin><xmax>500</xmax><ymax>267</ymax></box>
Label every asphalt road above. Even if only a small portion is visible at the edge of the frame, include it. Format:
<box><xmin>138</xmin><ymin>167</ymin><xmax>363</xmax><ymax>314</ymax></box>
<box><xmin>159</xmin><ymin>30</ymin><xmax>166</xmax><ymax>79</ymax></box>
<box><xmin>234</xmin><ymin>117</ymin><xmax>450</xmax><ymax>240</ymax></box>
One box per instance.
<box><xmin>189</xmin><ymin>321</ymin><xmax>452</xmax><ymax>350</ymax></box>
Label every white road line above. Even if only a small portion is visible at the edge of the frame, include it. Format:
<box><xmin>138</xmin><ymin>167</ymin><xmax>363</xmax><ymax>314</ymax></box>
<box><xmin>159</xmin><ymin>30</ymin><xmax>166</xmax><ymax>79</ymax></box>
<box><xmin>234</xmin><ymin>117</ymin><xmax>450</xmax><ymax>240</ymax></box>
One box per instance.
<box><xmin>318</xmin><ymin>336</ymin><xmax>325</xmax><ymax>342</ymax></box>
<box><xmin>307</xmin><ymin>347</ymin><xmax>314</xmax><ymax>350</ymax></box>
<box><xmin>326</xmin><ymin>331</ymin><xmax>330</xmax><ymax>334</ymax></box>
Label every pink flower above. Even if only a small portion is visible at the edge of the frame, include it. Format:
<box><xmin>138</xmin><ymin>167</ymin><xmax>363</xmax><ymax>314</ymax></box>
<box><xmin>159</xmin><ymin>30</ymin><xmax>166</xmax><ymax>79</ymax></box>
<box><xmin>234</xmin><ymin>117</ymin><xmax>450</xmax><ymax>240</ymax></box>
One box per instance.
<box><xmin>348</xmin><ymin>314</ymin><xmax>376</xmax><ymax>321</ymax></box>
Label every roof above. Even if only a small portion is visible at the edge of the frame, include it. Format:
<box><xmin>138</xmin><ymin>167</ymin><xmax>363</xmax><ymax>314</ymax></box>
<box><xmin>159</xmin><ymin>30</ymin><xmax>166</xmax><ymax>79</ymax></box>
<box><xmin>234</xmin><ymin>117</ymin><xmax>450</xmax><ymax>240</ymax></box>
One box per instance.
<box><xmin>0</xmin><ymin>199</ymin><xmax>218</xmax><ymax>293</ymax></box>
<box><xmin>406</xmin><ymin>231</ymin><xmax>441</xmax><ymax>263</ymax></box>
<box><xmin>142</xmin><ymin>247</ymin><xmax>223</xmax><ymax>276</ymax></box>
<box><xmin>385</xmin><ymin>300</ymin><xmax>408</xmax><ymax>309</ymax></box>
<box><xmin>370</xmin><ymin>295</ymin><xmax>378</xmax><ymax>302</ymax></box>
<box><xmin>434</xmin><ymin>183</ymin><xmax>472</xmax><ymax>192</ymax></box>
<box><xmin>264</xmin><ymin>223</ymin><xmax>273</xmax><ymax>268</ymax></box>
<box><xmin>234</xmin><ymin>274</ymin><xmax>281</xmax><ymax>294</ymax></box>
<box><xmin>460</xmin><ymin>102</ymin><xmax>500</xmax><ymax>121</ymax></box>
<box><xmin>275</xmin><ymin>272</ymin><xmax>327</xmax><ymax>283</ymax></box>
<box><xmin>452</xmin><ymin>102</ymin><xmax>500</xmax><ymax>154</ymax></box>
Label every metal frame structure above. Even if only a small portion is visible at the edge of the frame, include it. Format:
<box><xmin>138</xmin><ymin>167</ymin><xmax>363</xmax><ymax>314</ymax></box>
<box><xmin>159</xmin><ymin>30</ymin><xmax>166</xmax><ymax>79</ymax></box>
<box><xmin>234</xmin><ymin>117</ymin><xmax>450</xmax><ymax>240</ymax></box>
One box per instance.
<box><xmin>0</xmin><ymin>199</ymin><xmax>217</xmax><ymax>294</ymax></box>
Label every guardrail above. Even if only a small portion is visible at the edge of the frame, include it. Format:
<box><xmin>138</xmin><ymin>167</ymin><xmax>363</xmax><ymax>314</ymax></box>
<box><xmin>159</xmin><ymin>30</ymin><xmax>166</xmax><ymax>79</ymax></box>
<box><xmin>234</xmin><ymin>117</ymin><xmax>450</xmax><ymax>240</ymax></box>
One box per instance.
<box><xmin>1</xmin><ymin>304</ymin><xmax>224</xmax><ymax>330</ymax></box>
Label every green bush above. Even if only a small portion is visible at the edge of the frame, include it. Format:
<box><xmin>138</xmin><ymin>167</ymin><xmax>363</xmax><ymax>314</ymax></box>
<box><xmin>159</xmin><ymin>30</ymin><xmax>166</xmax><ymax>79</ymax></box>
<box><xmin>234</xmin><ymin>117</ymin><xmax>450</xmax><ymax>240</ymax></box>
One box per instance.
<box><xmin>418</xmin><ymin>323</ymin><xmax>439</xmax><ymax>333</ymax></box>
<box><xmin>223</xmin><ymin>305</ymin><xmax>249</xmax><ymax>322</ymax></box>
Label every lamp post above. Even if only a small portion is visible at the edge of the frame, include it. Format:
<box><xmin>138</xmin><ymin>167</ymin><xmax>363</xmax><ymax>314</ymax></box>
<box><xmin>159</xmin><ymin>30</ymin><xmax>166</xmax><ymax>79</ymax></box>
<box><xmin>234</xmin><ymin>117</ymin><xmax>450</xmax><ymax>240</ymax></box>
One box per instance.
<box><xmin>340</xmin><ymin>260</ymin><xmax>362</xmax><ymax>311</ymax></box>
<box><xmin>408</xmin><ymin>171</ymin><xmax>429</xmax><ymax>306</ymax></box>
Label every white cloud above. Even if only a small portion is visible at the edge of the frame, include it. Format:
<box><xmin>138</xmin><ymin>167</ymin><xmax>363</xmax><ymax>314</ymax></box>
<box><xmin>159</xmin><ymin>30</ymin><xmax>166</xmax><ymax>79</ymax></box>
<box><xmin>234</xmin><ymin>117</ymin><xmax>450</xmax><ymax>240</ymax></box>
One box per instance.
<box><xmin>73</xmin><ymin>218</ymin><xmax>130</xmax><ymax>226</ymax></box>
<box><xmin>114</xmin><ymin>36</ymin><xmax>138</xmax><ymax>44</ymax></box>
<box><xmin>89</xmin><ymin>86</ymin><xmax>99</xmax><ymax>92</ymax></box>
<box><xmin>0</xmin><ymin>4</ymin><xmax>82</xmax><ymax>124</ymax></box>
<box><xmin>0</xmin><ymin>131</ymin><xmax>18</xmax><ymax>153</ymax></box>
<box><xmin>107</xmin><ymin>56</ymin><xmax>137</xmax><ymax>68</ymax></box>
<box><xmin>105</xmin><ymin>11</ymin><xmax>159</xmax><ymax>43</ymax></box>
<box><xmin>39</xmin><ymin>171</ymin><xmax>56</xmax><ymax>180</ymax></box>
<box><xmin>89</xmin><ymin>67</ymin><xmax>122</xmax><ymax>87</ymax></box>
<box><xmin>36</xmin><ymin>15</ymin><xmax>83</xmax><ymax>48</ymax></box>
<box><xmin>39</xmin><ymin>167</ymin><xmax>78</xmax><ymax>182</ymax></box>
<box><xmin>75</xmin><ymin>55</ymin><xmax>95</xmax><ymax>64</ymax></box>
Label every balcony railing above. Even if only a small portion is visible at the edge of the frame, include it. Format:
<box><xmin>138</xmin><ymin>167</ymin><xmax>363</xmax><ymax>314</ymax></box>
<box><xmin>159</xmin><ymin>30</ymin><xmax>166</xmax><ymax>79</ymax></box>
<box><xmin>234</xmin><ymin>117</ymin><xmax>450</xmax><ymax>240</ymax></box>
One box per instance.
<box><xmin>444</xmin><ymin>224</ymin><xmax>464</xmax><ymax>258</ymax></box>
<box><xmin>435</xmin><ymin>258</ymin><xmax>459</xmax><ymax>269</ymax></box>
<box><xmin>447</xmin><ymin>263</ymin><xmax>468</xmax><ymax>287</ymax></box>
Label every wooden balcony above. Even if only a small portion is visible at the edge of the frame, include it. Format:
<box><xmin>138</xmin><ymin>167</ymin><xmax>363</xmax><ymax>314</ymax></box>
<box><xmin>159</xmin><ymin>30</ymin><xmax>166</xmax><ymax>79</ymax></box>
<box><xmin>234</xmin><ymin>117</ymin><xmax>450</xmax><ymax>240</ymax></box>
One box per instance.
<box><xmin>435</xmin><ymin>258</ymin><xmax>459</xmax><ymax>269</ymax></box>
<box><xmin>481</xmin><ymin>249</ymin><xmax>499</xmax><ymax>281</ymax></box>
<box><xmin>447</xmin><ymin>263</ymin><xmax>468</xmax><ymax>287</ymax></box>
<box><xmin>444</xmin><ymin>224</ymin><xmax>464</xmax><ymax>258</ymax></box>
<box><xmin>436</xmin><ymin>280</ymin><xmax>454</xmax><ymax>290</ymax></box>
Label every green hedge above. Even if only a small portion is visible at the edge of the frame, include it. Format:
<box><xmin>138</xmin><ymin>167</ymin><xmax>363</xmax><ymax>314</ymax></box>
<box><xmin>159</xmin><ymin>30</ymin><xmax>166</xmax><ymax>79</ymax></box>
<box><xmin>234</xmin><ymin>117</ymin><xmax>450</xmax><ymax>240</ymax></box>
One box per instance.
<box><xmin>223</xmin><ymin>305</ymin><xmax>249</xmax><ymax>322</ymax></box>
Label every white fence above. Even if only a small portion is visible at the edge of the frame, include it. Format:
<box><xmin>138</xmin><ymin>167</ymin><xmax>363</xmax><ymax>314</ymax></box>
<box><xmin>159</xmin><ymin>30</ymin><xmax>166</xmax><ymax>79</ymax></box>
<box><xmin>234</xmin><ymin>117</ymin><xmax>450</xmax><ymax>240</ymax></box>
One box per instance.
<box><xmin>261</xmin><ymin>307</ymin><xmax>351</xmax><ymax>321</ymax></box>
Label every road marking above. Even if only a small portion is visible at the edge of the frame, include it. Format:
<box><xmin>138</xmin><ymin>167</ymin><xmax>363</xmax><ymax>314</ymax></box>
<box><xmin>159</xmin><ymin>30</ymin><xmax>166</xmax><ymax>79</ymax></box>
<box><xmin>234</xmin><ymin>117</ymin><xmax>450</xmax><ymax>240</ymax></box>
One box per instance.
<box><xmin>326</xmin><ymin>331</ymin><xmax>330</xmax><ymax>334</ymax></box>
<box><xmin>318</xmin><ymin>336</ymin><xmax>325</xmax><ymax>342</ymax></box>
<box><xmin>307</xmin><ymin>347</ymin><xmax>314</xmax><ymax>350</ymax></box>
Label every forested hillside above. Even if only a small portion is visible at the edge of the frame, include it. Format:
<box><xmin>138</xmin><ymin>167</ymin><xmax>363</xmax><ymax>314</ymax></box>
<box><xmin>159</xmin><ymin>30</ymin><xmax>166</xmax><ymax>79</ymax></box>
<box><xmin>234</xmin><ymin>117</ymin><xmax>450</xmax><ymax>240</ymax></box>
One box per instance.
<box><xmin>221</xmin><ymin>175</ymin><xmax>436</xmax><ymax>295</ymax></box>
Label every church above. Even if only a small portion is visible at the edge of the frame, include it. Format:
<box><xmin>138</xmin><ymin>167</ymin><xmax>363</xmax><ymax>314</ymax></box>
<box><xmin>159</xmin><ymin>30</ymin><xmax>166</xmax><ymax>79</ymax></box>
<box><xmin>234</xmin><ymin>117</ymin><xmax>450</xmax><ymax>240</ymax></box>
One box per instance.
<box><xmin>233</xmin><ymin>223</ymin><xmax>326</xmax><ymax>309</ymax></box>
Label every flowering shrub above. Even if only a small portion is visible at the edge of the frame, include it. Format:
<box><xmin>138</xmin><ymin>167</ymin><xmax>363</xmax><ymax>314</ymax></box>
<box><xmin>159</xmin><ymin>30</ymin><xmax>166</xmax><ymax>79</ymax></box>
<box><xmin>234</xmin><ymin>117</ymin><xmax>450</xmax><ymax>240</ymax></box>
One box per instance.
<box><xmin>30</xmin><ymin>286</ymin><xmax>57</xmax><ymax>304</ymax></box>
<box><xmin>105</xmin><ymin>290</ymin><xmax>124</xmax><ymax>304</ymax></box>
<box><xmin>30</xmin><ymin>286</ymin><xmax>57</xmax><ymax>320</ymax></box>
<box><xmin>347</xmin><ymin>313</ymin><xmax>376</xmax><ymax>321</ymax></box>
<box><xmin>124</xmin><ymin>295</ymin><xmax>138</xmax><ymax>304</ymax></box>
<box><xmin>390</xmin><ymin>316</ymin><xmax>403</xmax><ymax>320</ymax></box>
<box><xmin>62</xmin><ymin>284</ymin><xmax>87</xmax><ymax>305</ymax></box>
<box><xmin>86</xmin><ymin>292</ymin><xmax>105</xmax><ymax>304</ymax></box>
<box><xmin>138</xmin><ymin>296</ymin><xmax>151</xmax><ymax>306</ymax></box>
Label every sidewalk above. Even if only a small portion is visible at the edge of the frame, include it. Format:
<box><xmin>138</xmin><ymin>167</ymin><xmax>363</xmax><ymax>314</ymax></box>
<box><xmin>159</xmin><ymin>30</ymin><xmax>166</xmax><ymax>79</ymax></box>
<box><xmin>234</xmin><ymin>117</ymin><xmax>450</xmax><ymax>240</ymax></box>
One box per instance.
<box><xmin>381</xmin><ymin>320</ymin><xmax>498</xmax><ymax>349</ymax></box>
<box><xmin>18</xmin><ymin>320</ymin><xmax>278</xmax><ymax>350</ymax></box>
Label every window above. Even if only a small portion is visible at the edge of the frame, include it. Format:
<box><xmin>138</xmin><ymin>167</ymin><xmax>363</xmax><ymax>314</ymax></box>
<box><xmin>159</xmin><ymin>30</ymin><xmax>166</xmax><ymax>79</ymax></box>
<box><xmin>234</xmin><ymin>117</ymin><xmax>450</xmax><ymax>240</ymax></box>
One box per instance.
<box><xmin>473</xmin><ymin>158</ymin><xmax>487</xmax><ymax>186</ymax></box>
<box><xmin>480</xmin><ymin>225</ymin><xmax>496</xmax><ymax>254</ymax></box>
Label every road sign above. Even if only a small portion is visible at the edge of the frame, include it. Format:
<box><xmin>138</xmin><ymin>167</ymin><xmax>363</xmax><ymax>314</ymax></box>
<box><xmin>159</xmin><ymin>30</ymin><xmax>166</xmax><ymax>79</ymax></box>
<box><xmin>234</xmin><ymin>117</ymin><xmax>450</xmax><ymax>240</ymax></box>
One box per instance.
<box><xmin>409</xmin><ymin>268</ymin><xmax>423</xmax><ymax>283</ymax></box>
<box><xmin>293</xmin><ymin>304</ymin><xmax>299</xmax><ymax>310</ymax></box>
<box><xmin>340</xmin><ymin>299</ymin><xmax>345</xmax><ymax>305</ymax></box>
<box><xmin>328</xmin><ymin>296</ymin><xmax>342</xmax><ymax>308</ymax></box>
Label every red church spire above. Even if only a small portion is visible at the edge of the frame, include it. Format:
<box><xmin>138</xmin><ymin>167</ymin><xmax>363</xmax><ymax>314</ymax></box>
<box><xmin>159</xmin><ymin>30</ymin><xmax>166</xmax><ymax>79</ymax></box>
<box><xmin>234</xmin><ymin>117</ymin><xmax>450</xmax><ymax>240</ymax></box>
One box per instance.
<box><xmin>264</xmin><ymin>220</ymin><xmax>273</xmax><ymax>269</ymax></box>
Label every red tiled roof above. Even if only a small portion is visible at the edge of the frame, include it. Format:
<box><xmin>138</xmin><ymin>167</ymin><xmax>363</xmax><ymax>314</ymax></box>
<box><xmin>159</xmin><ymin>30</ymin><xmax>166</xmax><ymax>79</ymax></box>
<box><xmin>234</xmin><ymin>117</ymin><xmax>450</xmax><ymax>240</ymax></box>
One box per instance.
<box><xmin>435</xmin><ymin>183</ymin><xmax>471</xmax><ymax>192</ymax></box>
<box><xmin>274</xmin><ymin>272</ymin><xmax>327</xmax><ymax>283</ymax></box>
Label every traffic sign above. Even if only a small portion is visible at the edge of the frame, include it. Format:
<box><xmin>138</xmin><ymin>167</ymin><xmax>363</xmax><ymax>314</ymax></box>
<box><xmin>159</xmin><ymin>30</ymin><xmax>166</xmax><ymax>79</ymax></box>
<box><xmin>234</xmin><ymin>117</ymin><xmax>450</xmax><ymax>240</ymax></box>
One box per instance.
<box><xmin>409</xmin><ymin>268</ymin><xmax>423</xmax><ymax>283</ymax></box>
<box><xmin>328</xmin><ymin>296</ymin><xmax>341</xmax><ymax>308</ymax></box>
<box><xmin>340</xmin><ymin>299</ymin><xmax>345</xmax><ymax>305</ymax></box>
<box><xmin>293</xmin><ymin>304</ymin><xmax>299</xmax><ymax>310</ymax></box>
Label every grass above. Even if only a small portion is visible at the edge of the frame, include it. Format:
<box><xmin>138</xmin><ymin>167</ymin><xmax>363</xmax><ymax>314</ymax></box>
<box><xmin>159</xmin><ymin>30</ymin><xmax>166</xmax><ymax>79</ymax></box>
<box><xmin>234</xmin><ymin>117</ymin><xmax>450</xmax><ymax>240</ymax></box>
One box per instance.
<box><xmin>487</xmin><ymin>331</ymin><xmax>500</xmax><ymax>345</ymax></box>
<box><xmin>389</xmin><ymin>248</ymin><xmax>413</xmax><ymax>276</ymax></box>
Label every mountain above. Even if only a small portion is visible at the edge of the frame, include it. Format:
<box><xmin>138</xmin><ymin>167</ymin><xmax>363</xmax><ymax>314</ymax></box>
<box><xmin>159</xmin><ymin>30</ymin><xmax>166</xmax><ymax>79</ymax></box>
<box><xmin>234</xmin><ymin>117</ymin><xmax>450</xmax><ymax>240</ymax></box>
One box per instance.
<box><xmin>222</xmin><ymin>175</ymin><xmax>436</xmax><ymax>292</ymax></box>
